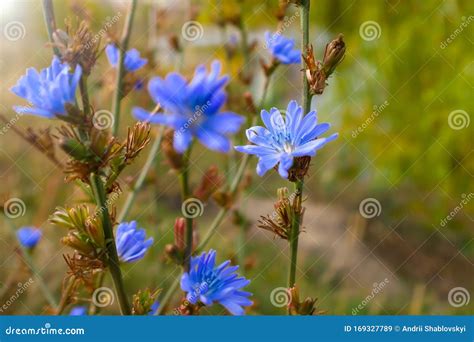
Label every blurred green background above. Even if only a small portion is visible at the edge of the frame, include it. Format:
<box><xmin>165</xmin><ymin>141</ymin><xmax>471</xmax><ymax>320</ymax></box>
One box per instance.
<box><xmin>0</xmin><ymin>0</ymin><xmax>472</xmax><ymax>315</ymax></box>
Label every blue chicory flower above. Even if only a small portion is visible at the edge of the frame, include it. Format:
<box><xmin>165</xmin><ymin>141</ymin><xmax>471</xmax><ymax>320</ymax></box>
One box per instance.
<box><xmin>132</xmin><ymin>60</ymin><xmax>244</xmax><ymax>153</ymax></box>
<box><xmin>235</xmin><ymin>100</ymin><xmax>338</xmax><ymax>179</ymax></box>
<box><xmin>115</xmin><ymin>221</ymin><xmax>153</xmax><ymax>263</ymax></box>
<box><xmin>69</xmin><ymin>306</ymin><xmax>87</xmax><ymax>316</ymax></box>
<box><xmin>180</xmin><ymin>249</ymin><xmax>252</xmax><ymax>315</ymax></box>
<box><xmin>148</xmin><ymin>301</ymin><xmax>160</xmax><ymax>315</ymax></box>
<box><xmin>10</xmin><ymin>56</ymin><xmax>81</xmax><ymax>118</ymax></box>
<box><xmin>105</xmin><ymin>44</ymin><xmax>147</xmax><ymax>72</ymax></box>
<box><xmin>16</xmin><ymin>226</ymin><xmax>42</xmax><ymax>249</ymax></box>
<box><xmin>265</xmin><ymin>31</ymin><xmax>301</xmax><ymax>65</ymax></box>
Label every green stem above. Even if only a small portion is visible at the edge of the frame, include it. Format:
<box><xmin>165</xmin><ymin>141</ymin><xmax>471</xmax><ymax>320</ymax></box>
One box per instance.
<box><xmin>179</xmin><ymin>148</ymin><xmax>193</xmax><ymax>272</ymax></box>
<box><xmin>111</xmin><ymin>0</ymin><xmax>137</xmax><ymax>136</ymax></box>
<box><xmin>286</xmin><ymin>0</ymin><xmax>310</xmax><ymax>314</ymax></box>
<box><xmin>79</xmin><ymin>76</ymin><xmax>91</xmax><ymax>116</ymax></box>
<box><xmin>287</xmin><ymin>179</ymin><xmax>303</xmax><ymax>290</ymax></box>
<box><xmin>90</xmin><ymin>173</ymin><xmax>131</xmax><ymax>315</ymax></box>
<box><xmin>41</xmin><ymin>0</ymin><xmax>60</xmax><ymax>57</ymax></box>
<box><xmin>88</xmin><ymin>271</ymin><xmax>105</xmax><ymax>315</ymax></box>
<box><xmin>118</xmin><ymin>126</ymin><xmax>165</xmax><ymax>222</ymax></box>
<box><xmin>55</xmin><ymin>277</ymin><xmax>75</xmax><ymax>315</ymax></box>
<box><xmin>301</xmin><ymin>0</ymin><xmax>311</xmax><ymax>113</ymax></box>
<box><xmin>5</xmin><ymin>219</ymin><xmax>57</xmax><ymax>308</ymax></box>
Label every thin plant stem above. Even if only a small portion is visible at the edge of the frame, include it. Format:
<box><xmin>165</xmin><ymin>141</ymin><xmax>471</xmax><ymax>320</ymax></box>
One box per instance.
<box><xmin>287</xmin><ymin>179</ymin><xmax>303</xmax><ymax>289</ymax></box>
<box><xmin>41</xmin><ymin>0</ymin><xmax>60</xmax><ymax>57</ymax></box>
<box><xmin>178</xmin><ymin>148</ymin><xmax>193</xmax><ymax>272</ymax></box>
<box><xmin>90</xmin><ymin>173</ymin><xmax>131</xmax><ymax>315</ymax></box>
<box><xmin>79</xmin><ymin>76</ymin><xmax>91</xmax><ymax>116</ymax></box>
<box><xmin>287</xmin><ymin>0</ymin><xmax>310</xmax><ymax>314</ymax></box>
<box><xmin>118</xmin><ymin>126</ymin><xmax>165</xmax><ymax>222</ymax></box>
<box><xmin>55</xmin><ymin>277</ymin><xmax>76</xmax><ymax>315</ymax></box>
<box><xmin>4</xmin><ymin>218</ymin><xmax>57</xmax><ymax>308</ymax></box>
<box><xmin>88</xmin><ymin>271</ymin><xmax>105</xmax><ymax>315</ymax></box>
<box><xmin>112</xmin><ymin>0</ymin><xmax>137</xmax><ymax>136</ymax></box>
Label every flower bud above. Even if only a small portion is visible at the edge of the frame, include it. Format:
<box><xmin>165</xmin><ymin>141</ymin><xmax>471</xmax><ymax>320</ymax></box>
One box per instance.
<box><xmin>322</xmin><ymin>34</ymin><xmax>346</xmax><ymax>77</ymax></box>
<box><xmin>174</xmin><ymin>218</ymin><xmax>186</xmax><ymax>251</ymax></box>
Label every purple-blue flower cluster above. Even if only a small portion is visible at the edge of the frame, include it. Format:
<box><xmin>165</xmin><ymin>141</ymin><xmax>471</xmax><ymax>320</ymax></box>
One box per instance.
<box><xmin>133</xmin><ymin>60</ymin><xmax>244</xmax><ymax>153</ymax></box>
<box><xmin>180</xmin><ymin>249</ymin><xmax>252</xmax><ymax>315</ymax></box>
<box><xmin>115</xmin><ymin>221</ymin><xmax>153</xmax><ymax>263</ymax></box>
<box><xmin>16</xmin><ymin>226</ymin><xmax>42</xmax><ymax>249</ymax></box>
<box><xmin>10</xmin><ymin>57</ymin><xmax>81</xmax><ymax>118</ymax></box>
<box><xmin>265</xmin><ymin>31</ymin><xmax>301</xmax><ymax>65</ymax></box>
<box><xmin>69</xmin><ymin>306</ymin><xmax>87</xmax><ymax>316</ymax></box>
<box><xmin>235</xmin><ymin>100</ymin><xmax>338</xmax><ymax>179</ymax></box>
<box><xmin>105</xmin><ymin>44</ymin><xmax>147</xmax><ymax>72</ymax></box>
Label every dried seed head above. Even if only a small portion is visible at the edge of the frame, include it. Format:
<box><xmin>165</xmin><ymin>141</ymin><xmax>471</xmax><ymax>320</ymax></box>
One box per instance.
<box><xmin>52</xmin><ymin>20</ymin><xmax>100</xmax><ymax>75</ymax></box>
<box><xmin>288</xmin><ymin>286</ymin><xmax>320</xmax><ymax>315</ymax></box>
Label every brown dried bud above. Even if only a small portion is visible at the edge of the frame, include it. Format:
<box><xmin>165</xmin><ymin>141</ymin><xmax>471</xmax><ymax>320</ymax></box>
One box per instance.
<box><xmin>169</xmin><ymin>34</ymin><xmax>182</xmax><ymax>52</ymax></box>
<box><xmin>288</xmin><ymin>286</ymin><xmax>321</xmax><ymax>315</ymax></box>
<box><xmin>162</xmin><ymin>128</ymin><xmax>183</xmax><ymax>170</ymax></box>
<box><xmin>52</xmin><ymin>21</ymin><xmax>100</xmax><ymax>75</ymax></box>
<box><xmin>258</xmin><ymin>187</ymin><xmax>304</xmax><ymax>240</ymax></box>
<box><xmin>322</xmin><ymin>34</ymin><xmax>346</xmax><ymax>77</ymax></box>
<box><xmin>193</xmin><ymin>165</ymin><xmax>224</xmax><ymax>202</ymax></box>
<box><xmin>125</xmin><ymin>122</ymin><xmax>151</xmax><ymax>162</ymax></box>
<box><xmin>287</xmin><ymin>156</ymin><xmax>311</xmax><ymax>182</ymax></box>
<box><xmin>303</xmin><ymin>35</ymin><xmax>345</xmax><ymax>96</ymax></box>
<box><xmin>173</xmin><ymin>298</ymin><xmax>202</xmax><ymax>316</ymax></box>
<box><xmin>174</xmin><ymin>218</ymin><xmax>186</xmax><ymax>251</ymax></box>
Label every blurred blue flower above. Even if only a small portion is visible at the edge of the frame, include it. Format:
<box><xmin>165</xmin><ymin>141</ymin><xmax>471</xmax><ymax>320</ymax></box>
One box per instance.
<box><xmin>180</xmin><ymin>249</ymin><xmax>252</xmax><ymax>315</ymax></box>
<box><xmin>16</xmin><ymin>226</ymin><xmax>42</xmax><ymax>249</ymax></box>
<box><xmin>265</xmin><ymin>31</ymin><xmax>301</xmax><ymax>65</ymax></box>
<box><xmin>148</xmin><ymin>301</ymin><xmax>160</xmax><ymax>315</ymax></box>
<box><xmin>115</xmin><ymin>221</ymin><xmax>153</xmax><ymax>263</ymax></box>
<box><xmin>105</xmin><ymin>44</ymin><xmax>147</xmax><ymax>72</ymax></box>
<box><xmin>235</xmin><ymin>100</ymin><xmax>338</xmax><ymax>179</ymax></box>
<box><xmin>10</xmin><ymin>57</ymin><xmax>81</xmax><ymax>118</ymax></box>
<box><xmin>132</xmin><ymin>60</ymin><xmax>244</xmax><ymax>153</ymax></box>
<box><xmin>69</xmin><ymin>306</ymin><xmax>87</xmax><ymax>316</ymax></box>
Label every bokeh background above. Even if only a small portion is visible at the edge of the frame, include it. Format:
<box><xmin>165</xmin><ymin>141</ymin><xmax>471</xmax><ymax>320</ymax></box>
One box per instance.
<box><xmin>0</xmin><ymin>0</ymin><xmax>472</xmax><ymax>315</ymax></box>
